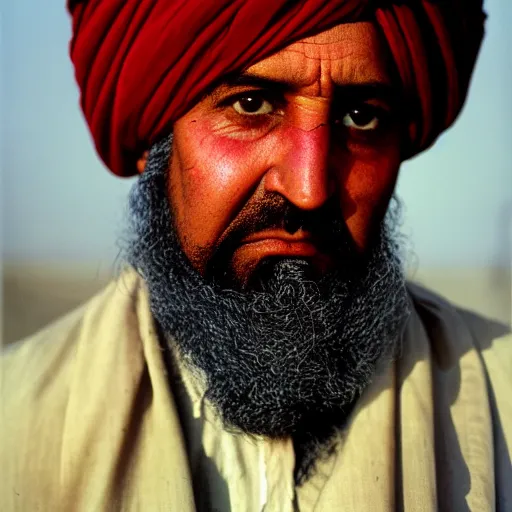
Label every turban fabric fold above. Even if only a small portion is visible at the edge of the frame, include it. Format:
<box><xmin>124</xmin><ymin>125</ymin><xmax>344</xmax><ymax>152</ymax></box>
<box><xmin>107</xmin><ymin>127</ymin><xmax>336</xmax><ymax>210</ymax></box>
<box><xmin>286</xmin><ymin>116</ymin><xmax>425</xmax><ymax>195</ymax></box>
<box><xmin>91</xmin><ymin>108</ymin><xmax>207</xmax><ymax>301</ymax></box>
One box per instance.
<box><xmin>68</xmin><ymin>0</ymin><xmax>485</xmax><ymax>177</ymax></box>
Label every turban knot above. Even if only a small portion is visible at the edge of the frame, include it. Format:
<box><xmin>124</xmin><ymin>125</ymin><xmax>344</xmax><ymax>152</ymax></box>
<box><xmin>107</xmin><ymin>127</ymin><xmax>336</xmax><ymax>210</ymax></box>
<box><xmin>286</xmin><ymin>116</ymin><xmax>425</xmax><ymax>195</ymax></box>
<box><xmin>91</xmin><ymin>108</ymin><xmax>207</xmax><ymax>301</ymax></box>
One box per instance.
<box><xmin>68</xmin><ymin>0</ymin><xmax>486</xmax><ymax>176</ymax></box>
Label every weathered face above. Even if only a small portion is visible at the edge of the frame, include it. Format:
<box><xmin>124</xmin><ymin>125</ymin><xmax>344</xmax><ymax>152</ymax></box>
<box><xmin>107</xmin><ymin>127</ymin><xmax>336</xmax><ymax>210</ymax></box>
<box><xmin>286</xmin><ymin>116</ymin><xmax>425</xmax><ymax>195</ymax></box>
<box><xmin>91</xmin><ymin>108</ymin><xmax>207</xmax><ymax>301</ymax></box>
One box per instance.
<box><xmin>127</xmin><ymin>21</ymin><xmax>411</xmax><ymax>450</ymax></box>
<box><xmin>165</xmin><ymin>22</ymin><xmax>403</xmax><ymax>287</ymax></box>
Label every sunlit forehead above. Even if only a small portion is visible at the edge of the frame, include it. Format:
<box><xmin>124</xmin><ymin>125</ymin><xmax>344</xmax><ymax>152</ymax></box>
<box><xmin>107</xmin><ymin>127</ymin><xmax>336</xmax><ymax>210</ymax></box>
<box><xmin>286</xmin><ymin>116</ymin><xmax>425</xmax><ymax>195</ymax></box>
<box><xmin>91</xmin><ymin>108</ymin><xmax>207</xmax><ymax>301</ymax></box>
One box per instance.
<box><xmin>244</xmin><ymin>22</ymin><xmax>392</xmax><ymax>97</ymax></box>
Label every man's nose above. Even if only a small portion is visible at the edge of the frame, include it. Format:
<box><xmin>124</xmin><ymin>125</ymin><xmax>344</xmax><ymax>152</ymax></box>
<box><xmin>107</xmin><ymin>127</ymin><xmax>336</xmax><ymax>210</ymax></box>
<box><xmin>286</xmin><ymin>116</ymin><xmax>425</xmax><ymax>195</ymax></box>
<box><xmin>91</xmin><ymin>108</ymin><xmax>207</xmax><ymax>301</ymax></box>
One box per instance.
<box><xmin>264</xmin><ymin>124</ymin><xmax>335</xmax><ymax>211</ymax></box>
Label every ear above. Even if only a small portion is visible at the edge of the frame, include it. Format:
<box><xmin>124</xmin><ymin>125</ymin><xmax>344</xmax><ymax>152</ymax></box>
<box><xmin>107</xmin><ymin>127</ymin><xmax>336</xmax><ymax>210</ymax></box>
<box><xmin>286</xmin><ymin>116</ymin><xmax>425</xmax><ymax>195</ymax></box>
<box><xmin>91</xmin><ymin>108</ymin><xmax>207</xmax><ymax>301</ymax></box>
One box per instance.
<box><xmin>136</xmin><ymin>151</ymin><xmax>149</xmax><ymax>174</ymax></box>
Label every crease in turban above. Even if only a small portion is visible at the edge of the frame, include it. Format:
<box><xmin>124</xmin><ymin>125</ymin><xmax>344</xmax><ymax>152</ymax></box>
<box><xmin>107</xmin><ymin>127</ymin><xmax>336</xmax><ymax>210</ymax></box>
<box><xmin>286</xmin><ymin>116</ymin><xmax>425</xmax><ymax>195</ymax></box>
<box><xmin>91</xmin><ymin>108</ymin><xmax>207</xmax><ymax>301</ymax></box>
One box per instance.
<box><xmin>67</xmin><ymin>0</ymin><xmax>486</xmax><ymax>177</ymax></box>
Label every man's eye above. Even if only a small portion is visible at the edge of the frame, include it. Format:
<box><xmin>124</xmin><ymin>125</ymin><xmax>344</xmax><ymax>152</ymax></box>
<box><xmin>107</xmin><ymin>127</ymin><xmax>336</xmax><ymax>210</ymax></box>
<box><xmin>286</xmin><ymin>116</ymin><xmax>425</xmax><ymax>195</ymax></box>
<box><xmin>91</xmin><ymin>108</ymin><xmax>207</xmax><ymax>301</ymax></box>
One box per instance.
<box><xmin>232</xmin><ymin>95</ymin><xmax>274</xmax><ymax>115</ymax></box>
<box><xmin>340</xmin><ymin>107</ymin><xmax>381</xmax><ymax>131</ymax></box>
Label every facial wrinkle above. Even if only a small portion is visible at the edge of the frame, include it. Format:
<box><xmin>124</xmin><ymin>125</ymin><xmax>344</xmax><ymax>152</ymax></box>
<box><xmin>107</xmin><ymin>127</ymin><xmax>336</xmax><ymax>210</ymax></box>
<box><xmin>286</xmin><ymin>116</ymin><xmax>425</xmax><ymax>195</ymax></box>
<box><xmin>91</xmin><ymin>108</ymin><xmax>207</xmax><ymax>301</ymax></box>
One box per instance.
<box><xmin>125</xmin><ymin>136</ymin><xmax>411</xmax><ymax>483</ymax></box>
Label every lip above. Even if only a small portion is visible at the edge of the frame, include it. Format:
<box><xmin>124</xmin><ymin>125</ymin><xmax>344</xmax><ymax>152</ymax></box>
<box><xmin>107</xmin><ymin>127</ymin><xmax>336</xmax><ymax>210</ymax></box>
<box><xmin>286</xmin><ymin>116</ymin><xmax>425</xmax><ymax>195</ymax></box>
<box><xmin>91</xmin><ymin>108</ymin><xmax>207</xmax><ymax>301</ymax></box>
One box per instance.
<box><xmin>230</xmin><ymin>230</ymin><xmax>336</xmax><ymax>279</ymax></box>
<box><xmin>240</xmin><ymin>239</ymin><xmax>319</xmax><ymax>257</ymax></box>
<box><xmin>241</xmin><ymin>229</ymin><xmax>315</xmax><ymax>245</ymax></box>
<box><xmin>239</xmin><ymin>230</ymin><xmax>324</xmax><ymax>258</ymax></box>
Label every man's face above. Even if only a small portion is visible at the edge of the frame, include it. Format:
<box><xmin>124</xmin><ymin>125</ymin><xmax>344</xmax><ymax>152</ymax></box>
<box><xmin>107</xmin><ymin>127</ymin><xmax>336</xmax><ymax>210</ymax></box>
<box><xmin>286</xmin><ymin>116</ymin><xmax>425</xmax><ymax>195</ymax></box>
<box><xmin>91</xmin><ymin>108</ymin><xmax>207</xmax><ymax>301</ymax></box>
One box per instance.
<box><xmin>167</xmin><ymin>22</ymin><xmax>403</xmax><ymax>287</ymax></box>
<box><xmin>127</xmin><ymin>21</ymin><xmax>410</xmax><ymax>481</ymax></box>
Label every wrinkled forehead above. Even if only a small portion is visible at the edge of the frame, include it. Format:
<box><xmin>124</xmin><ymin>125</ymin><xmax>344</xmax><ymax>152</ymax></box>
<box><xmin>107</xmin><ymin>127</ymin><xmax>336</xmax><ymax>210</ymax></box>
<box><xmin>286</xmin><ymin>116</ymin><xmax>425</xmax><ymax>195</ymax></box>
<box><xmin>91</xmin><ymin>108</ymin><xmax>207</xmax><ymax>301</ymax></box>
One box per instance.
<box><xmin>245</xmin><ymin>22</ymin><xmax>393</xmax><ymax>91</ymax></box>
<box><xmin>68</xmin><ymin>0</ymin><xmax>485</xmax><ymax>176</ymax></box>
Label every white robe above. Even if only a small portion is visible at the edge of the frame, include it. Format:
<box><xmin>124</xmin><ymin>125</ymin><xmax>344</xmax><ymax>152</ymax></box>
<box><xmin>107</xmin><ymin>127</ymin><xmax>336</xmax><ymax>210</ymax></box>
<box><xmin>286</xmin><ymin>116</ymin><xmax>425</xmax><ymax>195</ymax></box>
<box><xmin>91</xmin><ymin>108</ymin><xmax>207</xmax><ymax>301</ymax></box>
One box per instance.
<box><xmin>1</xmin><ymin>269</ymin><xmax>511</xmax><ymax>511</ymax></box>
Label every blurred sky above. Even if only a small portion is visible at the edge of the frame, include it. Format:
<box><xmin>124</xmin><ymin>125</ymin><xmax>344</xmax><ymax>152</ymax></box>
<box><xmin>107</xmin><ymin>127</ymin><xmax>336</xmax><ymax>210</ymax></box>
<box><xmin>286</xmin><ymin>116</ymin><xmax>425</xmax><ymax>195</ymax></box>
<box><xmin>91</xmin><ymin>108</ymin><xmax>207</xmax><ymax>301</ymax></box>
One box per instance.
<box><xmin>2</xmin><ymin>0</ymin><xmax>512</xmax><ymax>269</ymax></box>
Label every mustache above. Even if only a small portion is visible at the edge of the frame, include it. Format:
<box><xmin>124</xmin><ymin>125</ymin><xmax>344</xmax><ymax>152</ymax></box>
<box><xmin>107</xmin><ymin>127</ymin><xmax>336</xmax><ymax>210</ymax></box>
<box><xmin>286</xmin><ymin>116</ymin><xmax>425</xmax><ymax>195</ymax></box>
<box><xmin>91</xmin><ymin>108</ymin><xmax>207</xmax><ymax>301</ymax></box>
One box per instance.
<box><xmin>205</xmin><ymin>192</ymin><xmax>359</xmax><ymax>278</ymax></box>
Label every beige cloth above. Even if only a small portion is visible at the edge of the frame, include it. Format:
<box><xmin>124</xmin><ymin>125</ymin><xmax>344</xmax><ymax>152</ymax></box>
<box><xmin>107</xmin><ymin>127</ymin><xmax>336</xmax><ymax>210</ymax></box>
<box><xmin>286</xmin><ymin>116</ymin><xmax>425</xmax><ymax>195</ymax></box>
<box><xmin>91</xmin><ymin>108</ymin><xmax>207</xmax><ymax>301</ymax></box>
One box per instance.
<box><xmin>1</xmin><ymin>269</ymin><xmax>511</xmax><ymax>511</ymax></box>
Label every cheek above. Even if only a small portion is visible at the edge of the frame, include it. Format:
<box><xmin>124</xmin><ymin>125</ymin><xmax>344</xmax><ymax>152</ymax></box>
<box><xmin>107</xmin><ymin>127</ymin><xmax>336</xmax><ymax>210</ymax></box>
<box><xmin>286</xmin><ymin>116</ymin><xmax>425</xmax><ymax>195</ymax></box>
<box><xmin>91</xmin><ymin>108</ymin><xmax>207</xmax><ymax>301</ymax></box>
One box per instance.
<box><xmin>338</xmin><ymin>150</ymin><xmax>400</xmax><ymax>249</ymax></box>
<box><xmin>169</xmin><ymin>118</ymin><xmax>275</xmax><ymax>254</ymax></box>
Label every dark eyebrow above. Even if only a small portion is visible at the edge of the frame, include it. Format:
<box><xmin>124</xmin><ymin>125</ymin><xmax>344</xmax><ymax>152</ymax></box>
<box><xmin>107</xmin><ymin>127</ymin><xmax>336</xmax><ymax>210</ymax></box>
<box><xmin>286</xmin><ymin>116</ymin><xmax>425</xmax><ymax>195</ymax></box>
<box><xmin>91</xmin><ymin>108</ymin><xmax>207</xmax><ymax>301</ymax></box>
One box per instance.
<box><xmin>332</xmin><ymin>83</ymin><xmax>400</xmax><ymax>107</ymax></box>
<box><xmin>206</xmin><ymin>71</ymin><xmax>402</xmax><ymax>113</ymax></box>
<box><xmin>219</xmin><ymin>72</ymin><xmax>398</xmax><ymax>101</ymax></box>
<box><xmin>221</xmin><ymin>72</ymin><xmax>292</xmax><ymax>93</ymax></box>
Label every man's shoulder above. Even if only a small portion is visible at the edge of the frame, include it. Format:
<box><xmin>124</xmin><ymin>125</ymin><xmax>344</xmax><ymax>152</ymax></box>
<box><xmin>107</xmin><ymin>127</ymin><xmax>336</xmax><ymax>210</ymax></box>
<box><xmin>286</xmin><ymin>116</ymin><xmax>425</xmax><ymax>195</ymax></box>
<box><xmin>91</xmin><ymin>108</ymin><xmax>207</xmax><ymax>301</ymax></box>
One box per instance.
<box><xmin>409</xmin><ymin>284</ymin><xmax>512</xmax><ymax>388</ymax></box>
<box><xmin>1</xmin><ymin>270</ymin><xmax>145</xmax><ymax>443</ymax></box>
<box><xmin>3</xmin><ymin>269</ymin><xmax>146</xmax><ymax>394</ymax></box>
<box><xmin>407</xmin><ymin>281</ymin><xmax>512</xmax><ymax>437</ymax></box>
<box><xmin>1</xmin><ymin>303</ymin><xmax>89</xmax><ymax>505</ymax></box>
<box><xmin>407</xmin><ymin>280</ymin><xmax>511</xmax><ymax>358</ymax></box>
<box><xmin>0</xmin><ymin>269</ymin><xmax>155</xmax><ymax>509</ymax></box>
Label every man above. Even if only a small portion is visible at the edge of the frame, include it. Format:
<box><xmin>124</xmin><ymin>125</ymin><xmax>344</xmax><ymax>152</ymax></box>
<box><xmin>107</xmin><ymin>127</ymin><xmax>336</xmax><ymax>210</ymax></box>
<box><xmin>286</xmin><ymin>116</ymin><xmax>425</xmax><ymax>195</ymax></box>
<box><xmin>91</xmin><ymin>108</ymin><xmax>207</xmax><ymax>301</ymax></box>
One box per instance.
<box><xmin>2</xmin><ymin>0</ymin><xmax>511</xmax><ymax>511</ymax></box>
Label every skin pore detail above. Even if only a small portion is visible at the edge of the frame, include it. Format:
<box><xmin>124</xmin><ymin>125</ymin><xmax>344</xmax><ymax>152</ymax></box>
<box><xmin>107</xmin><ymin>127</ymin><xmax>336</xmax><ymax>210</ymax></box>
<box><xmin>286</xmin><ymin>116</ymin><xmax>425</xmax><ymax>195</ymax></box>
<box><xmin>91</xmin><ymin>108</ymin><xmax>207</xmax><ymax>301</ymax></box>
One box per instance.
<box><xmin>126</xmin><ymin>22</ymin><xmax>412</xmax><ymax>480</ymax></box>
<box><xmin>144</xmin><ymin>22</ymin><xmax>404</xmax><ymax>287</ymax></box>
<box><xmin>126</xmin><ymin>134</ymin><xmax>410</xmax><ymax>481</ymax></box>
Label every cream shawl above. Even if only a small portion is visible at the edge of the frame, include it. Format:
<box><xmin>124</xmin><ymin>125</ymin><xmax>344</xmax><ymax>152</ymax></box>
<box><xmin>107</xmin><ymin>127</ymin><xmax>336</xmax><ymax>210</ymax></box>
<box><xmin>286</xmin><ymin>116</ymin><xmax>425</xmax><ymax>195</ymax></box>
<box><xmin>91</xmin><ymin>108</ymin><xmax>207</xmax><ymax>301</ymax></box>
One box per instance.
<box><xmin>2</xmin><ymin>270</ymin><xmax>511</xmax><ymax>511</ymax></box>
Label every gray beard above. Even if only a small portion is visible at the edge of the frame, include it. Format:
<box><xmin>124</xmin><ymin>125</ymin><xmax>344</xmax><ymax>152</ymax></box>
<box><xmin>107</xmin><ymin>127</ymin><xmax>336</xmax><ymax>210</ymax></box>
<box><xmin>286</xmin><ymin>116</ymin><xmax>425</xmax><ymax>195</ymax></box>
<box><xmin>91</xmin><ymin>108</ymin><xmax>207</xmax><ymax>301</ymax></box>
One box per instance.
<box><xmin>124</xmin><ymin>136</ymin><xmax>411</xmax><ymax>483</ymax></box>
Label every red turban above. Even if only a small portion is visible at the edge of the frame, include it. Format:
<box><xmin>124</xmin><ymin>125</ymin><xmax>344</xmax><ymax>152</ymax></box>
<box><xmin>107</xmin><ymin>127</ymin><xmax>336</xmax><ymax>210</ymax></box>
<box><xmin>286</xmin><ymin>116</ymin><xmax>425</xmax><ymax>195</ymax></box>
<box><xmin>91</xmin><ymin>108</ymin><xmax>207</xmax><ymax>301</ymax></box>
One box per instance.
<box><xmin>68</xmin><ymin>0</ymin><xmax>485</xmax><ymax>177</ymax></box>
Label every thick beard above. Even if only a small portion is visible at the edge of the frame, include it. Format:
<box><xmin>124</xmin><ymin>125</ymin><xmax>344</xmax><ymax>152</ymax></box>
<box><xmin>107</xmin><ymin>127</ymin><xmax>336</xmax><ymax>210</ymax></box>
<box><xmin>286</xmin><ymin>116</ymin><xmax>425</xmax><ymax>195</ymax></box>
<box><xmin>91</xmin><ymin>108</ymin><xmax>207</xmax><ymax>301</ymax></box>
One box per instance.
<box><xmin>124</xmin><ymin>136</ymin><xmax>411</xmax><ymax>483</ymax></box>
